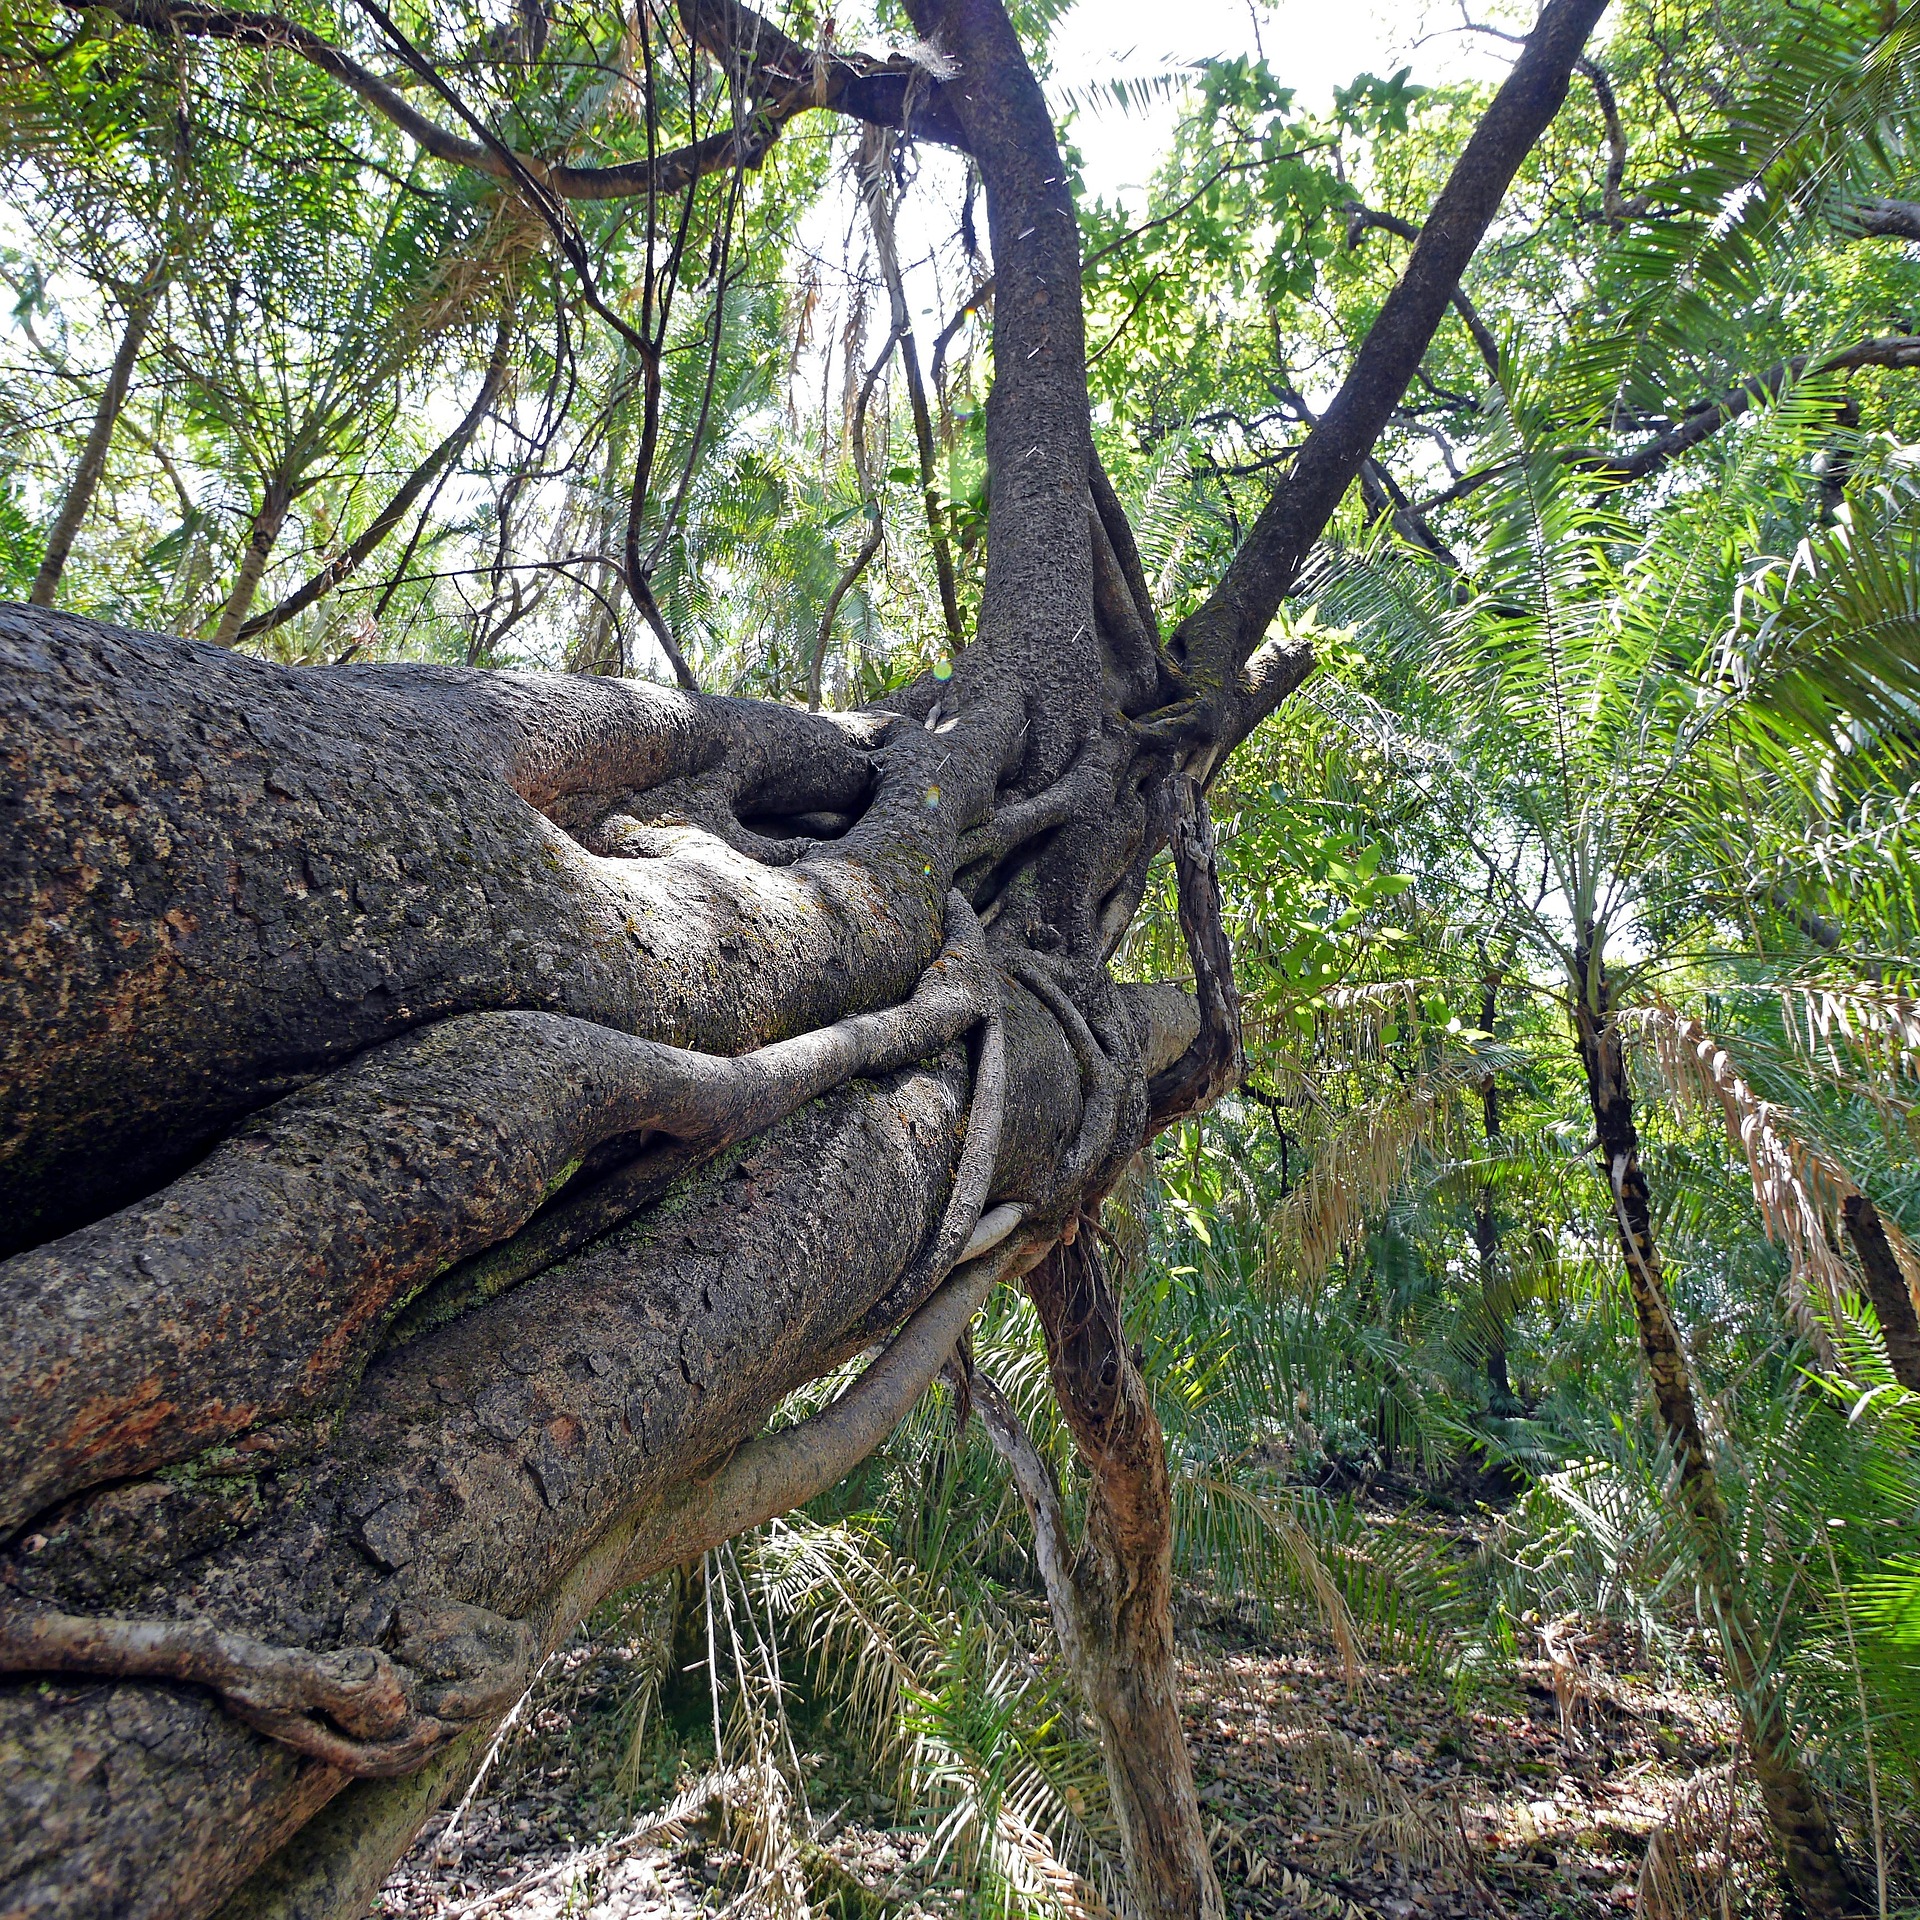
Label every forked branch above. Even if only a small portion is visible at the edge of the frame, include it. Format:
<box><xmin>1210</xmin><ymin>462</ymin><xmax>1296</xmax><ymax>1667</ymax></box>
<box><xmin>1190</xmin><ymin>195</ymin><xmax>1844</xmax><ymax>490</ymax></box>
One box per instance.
<box><xmin>76</xmin><ymin>0</ymin><xmax>967</xmax><ymax>205</ymax></box>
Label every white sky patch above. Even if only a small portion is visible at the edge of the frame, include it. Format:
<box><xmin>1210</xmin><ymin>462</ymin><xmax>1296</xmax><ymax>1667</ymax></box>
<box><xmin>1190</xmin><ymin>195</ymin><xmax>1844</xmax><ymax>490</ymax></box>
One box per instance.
<box><xmin>1048</xmin><ymin>0</ymin><xmax>1512</xmax><ymax>212</ymax></box>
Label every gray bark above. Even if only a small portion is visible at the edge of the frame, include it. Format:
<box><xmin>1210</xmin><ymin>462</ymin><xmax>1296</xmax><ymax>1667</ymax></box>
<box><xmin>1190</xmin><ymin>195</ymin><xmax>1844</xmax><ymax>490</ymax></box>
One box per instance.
<box><xmin>0</xmin><ymin>0</ymin><xmax>1612</xmax><ymax>1909</ymax></box>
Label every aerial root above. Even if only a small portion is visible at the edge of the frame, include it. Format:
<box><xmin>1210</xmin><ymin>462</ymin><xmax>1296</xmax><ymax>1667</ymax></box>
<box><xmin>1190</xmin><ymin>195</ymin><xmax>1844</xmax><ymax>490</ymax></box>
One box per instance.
<box><xmin>859</xmin><ymin>934</ymin><xmax>1010</xmax><ymax>1333</ymax></box>
<box><xmin>1145</xmin><ymin>773</ymin><xmax>1244</xmax><ymax>1130</ymax></box>
<box><xmin>1010</xmin><ymin>957</ymin><xmax>1125</xmax><ymax>1202</ymax></box>
<box><xmin>957</xmin><ymin>733</ymin><xmax>1123</xmax><ymax>876</ymax></box>
<box><xmin>0</xmin><ymin>893</ymin><xmax>998</xmax><ymax>1535</ymax></box>
<box><xmin>584</xmin><ymin>779</ymin><xmax>815</xmax><ymax>867</ymax></box>
<box><xmin>0</xmin><ymin>1593</ymin><xmax>533</xmax><ymax>1778</ymax></box>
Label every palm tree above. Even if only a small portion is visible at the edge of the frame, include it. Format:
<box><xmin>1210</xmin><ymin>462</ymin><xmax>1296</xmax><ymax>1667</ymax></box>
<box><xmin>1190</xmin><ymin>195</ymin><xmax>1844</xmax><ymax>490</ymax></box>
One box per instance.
<box><xmin>1318</xmin><ymin>381</ymin><xmax>1920</xmax><ymax>1914</ymax></box>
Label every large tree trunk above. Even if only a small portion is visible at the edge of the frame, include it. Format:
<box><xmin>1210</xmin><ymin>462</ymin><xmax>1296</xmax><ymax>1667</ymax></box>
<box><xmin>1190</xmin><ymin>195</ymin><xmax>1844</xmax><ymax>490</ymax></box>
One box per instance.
<box><xmin>1574</xmin><ymin>943</ymin><xmax>1865</xmax><ymax>1917</ymax></box>
<box><xmin>0</xmin><ymin>0</ymin><xmax>1611</xmax><ymax>1910</ymax></box>
<box><xmin>28</xmin><ymin>265</ymin><xmax>168</xmax><ymax>608</ymax></box>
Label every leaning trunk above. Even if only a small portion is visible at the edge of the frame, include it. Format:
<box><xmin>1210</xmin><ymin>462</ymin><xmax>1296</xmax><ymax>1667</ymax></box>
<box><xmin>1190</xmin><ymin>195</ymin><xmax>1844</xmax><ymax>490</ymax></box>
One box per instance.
<box><xmin>0</xmin><ymin>0</ymin><xmax>1613</xmax><ymax>1905</ymax></box>
<box><xmin>1024</xmin><ymin>1230</ymin><xmax>1226</xmax><ymax>1920</ymax></box>
<box><xmin>1574</xmin><ymin>945</ymin><xmax>1863</xmax><ymax>1917</ymax></box>
<box><xmin>210</xmin><ymin>470</ymin><xmax>294</xmax><ymax>647</ymax></box>
<box><xmin>1841</xmin><ymin>1193</ymin><xmax>1920</xmax><ymax>1392</ymax></box>
<box><xmin>29</xmin><ymin>266</ymin><xmax>168</xmax><ymax>607</ymax></box>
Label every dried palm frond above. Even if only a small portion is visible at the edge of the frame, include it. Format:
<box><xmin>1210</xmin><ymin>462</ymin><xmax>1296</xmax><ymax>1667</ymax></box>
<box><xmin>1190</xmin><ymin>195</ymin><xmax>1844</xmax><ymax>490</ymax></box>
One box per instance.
<box><xmin>1779</xmin><ymin>981</ymin><xmax>1920</xmax><ymax>1082</ymax></box>
<box><xmin>1272</xmin><ymin>1055</ymin><xmax>1508</xmax><ymax>1282</ymax></box>
<box><xmin>1768</xmin><ymin>980</ymin><xmax>1920</xmax><ymax>1133</ymax></box>
<box><xmin>1626</xmin><ymin>1002</ymin><xmax>1920</xmax><ymax>1366</ymax></box>
<box><xmin>1277</xmin><ymin>1081</ymin><xmax>1444</xmax><ymax>1281</ymax></box>
<box><xmin>1635</xmin><ymin>1760</ymin><xmax>1770</xmax><ymax>1920</ymax></box>
<box><xmin>1269</xmin><ymin>1720</ymin><xmax>1483</xmax><ymax>1887</ymax></box>
<box><xmin>1213</xmin><ymin>1827</ymin><xmax>1369</xmax><ymax>1918</ymax></box>
<box><xmin>1537</xmin><ymin>1612</ymin><xmax>1604</xmax><ymax>1749</ymax></box>
<box><xmin>1248</xmin><ymin>979</ymin><xmax>1445</xmax><ymax>1102</ymax></box>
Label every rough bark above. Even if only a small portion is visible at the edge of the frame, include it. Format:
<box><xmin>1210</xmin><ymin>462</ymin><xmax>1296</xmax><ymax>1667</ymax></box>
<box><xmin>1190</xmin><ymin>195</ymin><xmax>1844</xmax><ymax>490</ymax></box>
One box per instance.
<box><xmin>969</xmin><ymin>1231</ymin><xmax>1225</xmax><ymax>1920</ymax></box>
<box><xmin>1574</xmin><ymin>945</ymin><xmax>1865</xmax><ymax>1917</ymax></box>
<box><xmin>1841</xmin><ymin>1194</ymin><xmax>1920</xmax><ymax>1392</ymax></box>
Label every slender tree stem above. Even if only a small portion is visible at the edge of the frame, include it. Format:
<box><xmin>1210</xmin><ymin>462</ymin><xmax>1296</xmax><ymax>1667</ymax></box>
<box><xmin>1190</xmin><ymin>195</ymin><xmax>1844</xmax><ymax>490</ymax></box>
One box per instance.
<box><xmin>30</xmin><ymin>263</ymin><xmax>169</xmax><ymax>607</ymax></box>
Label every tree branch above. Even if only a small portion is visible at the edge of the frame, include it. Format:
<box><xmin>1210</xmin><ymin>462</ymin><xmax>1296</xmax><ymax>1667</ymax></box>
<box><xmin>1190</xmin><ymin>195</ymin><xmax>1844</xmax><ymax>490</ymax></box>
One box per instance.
<box><xmin>1579</xmin><ymin>335</ymin><xmax>1920</xmax><ymax>484</ymax></box>
<box><xmin>239</xmin><ymin>311</ymin><xmax>513</xmax><ymax>641</ymax></box>
<box><xmin>1848</xmin><ymin>196</ymin><xmax>1920</xmax><ymax>244</ymax></box>
<box><xmin>1345</xmin><ymin>203</ymin><xmax>1503</xmax><ymax>377</ymax></box>
<box><xmin>75</xmin><ymin>0</ymin><xmax>968</xmax><ymax>205</ymax></box>
<box><xmin>1146</xmin><ymin>776</ymin><xmax>1244</xmax><ymax>1128</ymax></box>
<box><xmin>1170</xmin><ymin>0</ymin><xmax>1610</xmax><ymax>693</ymax></box>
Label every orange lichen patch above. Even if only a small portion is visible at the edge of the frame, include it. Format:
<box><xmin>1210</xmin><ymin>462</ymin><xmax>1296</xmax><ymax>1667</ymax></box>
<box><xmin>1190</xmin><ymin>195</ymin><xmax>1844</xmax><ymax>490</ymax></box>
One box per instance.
<box><xmin>60</xmin><ymin>1379</ymin><xmax>258</xmax><ymax>1467</ymax></box>
<box><xmin>546</xmin><ymin>1415</ymin><xmax>583</xmax><ymax>1450</ymax></box>
<box><xmin>299</xmin><ymin>1264</ymin><xmax>402</xmax><ymax>1389</ymax></box>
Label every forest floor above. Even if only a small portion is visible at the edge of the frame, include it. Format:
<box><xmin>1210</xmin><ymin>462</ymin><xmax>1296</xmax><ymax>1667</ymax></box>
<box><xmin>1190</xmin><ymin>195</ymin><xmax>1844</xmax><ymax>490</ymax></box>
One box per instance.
<box><xmin>373</xmin><ymin>1484</ymin><xmax>1765</xmax><ymax>1920</ymax></box>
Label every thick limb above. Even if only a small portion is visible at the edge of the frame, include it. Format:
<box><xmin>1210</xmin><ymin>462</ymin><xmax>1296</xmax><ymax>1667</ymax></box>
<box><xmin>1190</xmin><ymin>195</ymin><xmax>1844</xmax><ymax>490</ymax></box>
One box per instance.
<box><xmin>1169</xmin><ymin>0</ymin><xmax>1610</xmax><ymax>692</ymax></box>
<box><xmin>0</xmin><ymin>897</ymin><xmax>994</xmax><ymax>1535</ymax></box>
<box><xmin>0</xmin><ymin>609</ymin><xmax>1005</xmax><ymax>1255</ymax></box>
<box><xmin>73</xmin><ymin>0</ymin><xmax>968</xmax><ymax>204</ymax></box>
<box><xmin>209</xmin><ymin>1228</ymin><xmax>1050</xmax><ymax>1920</ymax></box>
<box><xmin>0</xmin><ymin>1230</ymin><xmax>1041</xmax><ymax>1785</ymax></box>
<box><xmin>0</xmin><ymin>1048</ymin><xmax>979</xmax><ymax>1919</ymax></box>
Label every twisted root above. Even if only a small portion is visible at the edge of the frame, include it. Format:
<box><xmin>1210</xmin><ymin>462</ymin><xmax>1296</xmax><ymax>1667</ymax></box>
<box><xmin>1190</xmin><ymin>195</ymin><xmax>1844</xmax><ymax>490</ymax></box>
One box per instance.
<box><xmin>0</xmin><ymin>1592</ymin><xmax>533</xmax><ymax>1778</ymax></box>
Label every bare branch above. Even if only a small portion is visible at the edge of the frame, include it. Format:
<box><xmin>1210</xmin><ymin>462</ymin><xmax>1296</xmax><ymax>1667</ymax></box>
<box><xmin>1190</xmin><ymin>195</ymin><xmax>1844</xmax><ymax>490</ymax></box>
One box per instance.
<box><xmin>240</xmin><ymin>311</ymin><xmax>513</xmax><ymax>640</ymax></box>
<box><xmin>1345</xmin><ymin>203</ymin><xmax>1503</xmax><ymax>377</ymax></box>
<box><xmin>1581</xmin><ymin>335</ymin><xmax>1920</xmax><ymax>484</ymax></box>
<box><xmin>1171</xmin><ymin>0</ymin><xmax>1611</xmax><ymax>693</ymax></box>
<box><xmin>75</xmin><ymin>0</ymin><xmax>968</xmax><ymax>203</ymax></box>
